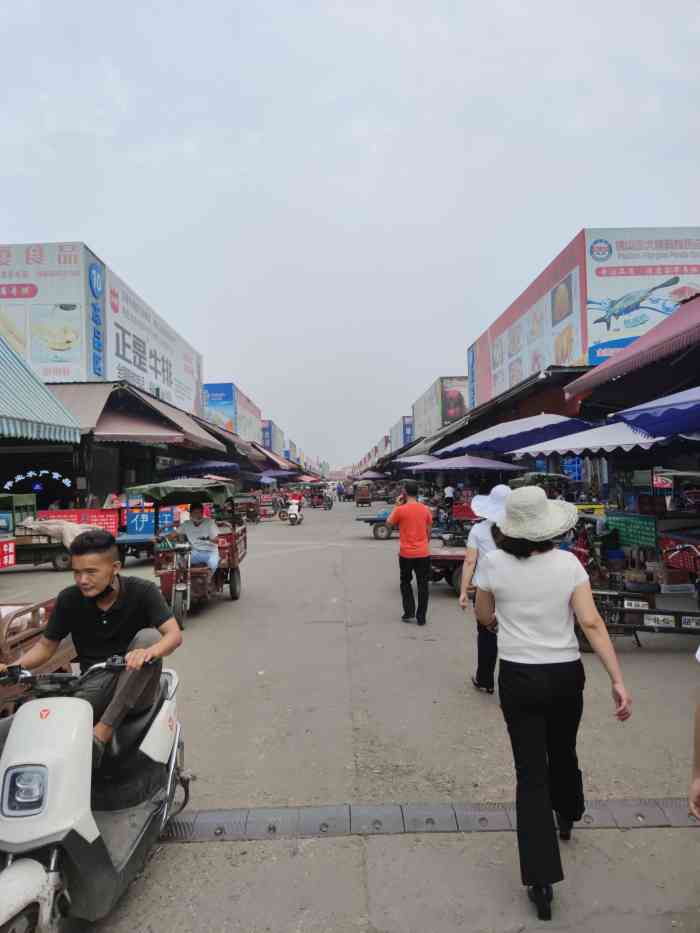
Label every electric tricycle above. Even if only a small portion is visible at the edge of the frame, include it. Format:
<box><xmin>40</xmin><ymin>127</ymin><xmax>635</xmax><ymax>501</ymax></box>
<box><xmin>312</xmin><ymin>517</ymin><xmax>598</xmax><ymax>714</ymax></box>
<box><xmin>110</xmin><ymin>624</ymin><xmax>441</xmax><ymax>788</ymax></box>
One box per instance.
<box><xmin>125</xmin><ymin>479</ymin><xmax>247</xmax><ymax>630</ymax></box>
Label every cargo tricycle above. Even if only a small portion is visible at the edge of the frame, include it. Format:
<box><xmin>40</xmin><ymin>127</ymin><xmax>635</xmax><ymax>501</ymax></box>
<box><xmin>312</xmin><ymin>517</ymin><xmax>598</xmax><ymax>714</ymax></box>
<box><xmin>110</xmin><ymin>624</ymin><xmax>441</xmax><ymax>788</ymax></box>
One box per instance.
<box><xmin>125</xmin><ymin>479</ymin><xmax>247</xmax><ymax>630</ymax></box>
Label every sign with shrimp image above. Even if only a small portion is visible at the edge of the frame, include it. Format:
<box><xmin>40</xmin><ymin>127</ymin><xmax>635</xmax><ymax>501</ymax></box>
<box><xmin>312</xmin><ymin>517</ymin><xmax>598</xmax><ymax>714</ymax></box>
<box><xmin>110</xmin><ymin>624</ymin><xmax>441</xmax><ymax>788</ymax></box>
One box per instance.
<box><xmin>585</xmin><ymin>227</ymin><xmax>700</xmax><ymax>365</ymax></box>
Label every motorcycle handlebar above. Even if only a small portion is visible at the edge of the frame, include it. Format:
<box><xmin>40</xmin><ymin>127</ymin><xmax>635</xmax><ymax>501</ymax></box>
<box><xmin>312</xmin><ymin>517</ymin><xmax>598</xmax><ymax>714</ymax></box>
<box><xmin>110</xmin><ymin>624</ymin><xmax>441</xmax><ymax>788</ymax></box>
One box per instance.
<box><xmin>0</xmin><ymin>655</ymin><xmax>157</xmax><ymax>687</ymax></box>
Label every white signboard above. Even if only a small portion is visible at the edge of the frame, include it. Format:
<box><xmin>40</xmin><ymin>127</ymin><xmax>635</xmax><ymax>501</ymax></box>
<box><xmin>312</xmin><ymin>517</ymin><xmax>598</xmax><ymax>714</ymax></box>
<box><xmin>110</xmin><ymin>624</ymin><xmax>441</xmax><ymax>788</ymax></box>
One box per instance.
<box><xmin>234</xmin><ymin>386</ymin><xmax>262</xmax><ymax>444</ymax></box>
<box><xmin>0</xmin><ymin>242</ymin><xmax>88</xmax><ymax>382</ymax></box>
<box><xmin>413</xmin><ymin>379</ymin><xmax>443</xmax><ymax>439</ymax></box>
<box><xmin>105</xmin><ymin>268</ymin><xmax>203</xmax><ymax>413</ymax></box>
<box><xmin>585</xmin><ymin>227</ymin><xmax>700</xmax><ymax>365</ymax></box>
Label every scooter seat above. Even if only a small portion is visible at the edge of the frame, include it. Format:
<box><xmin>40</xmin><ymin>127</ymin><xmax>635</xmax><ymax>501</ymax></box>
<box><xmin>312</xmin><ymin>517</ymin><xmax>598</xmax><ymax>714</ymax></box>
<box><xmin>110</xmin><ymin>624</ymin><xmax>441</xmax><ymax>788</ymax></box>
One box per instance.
<box><xmin>105</xmin><ymin>677</ymin><xmax>169</xmax><ymax>761</ymax></box>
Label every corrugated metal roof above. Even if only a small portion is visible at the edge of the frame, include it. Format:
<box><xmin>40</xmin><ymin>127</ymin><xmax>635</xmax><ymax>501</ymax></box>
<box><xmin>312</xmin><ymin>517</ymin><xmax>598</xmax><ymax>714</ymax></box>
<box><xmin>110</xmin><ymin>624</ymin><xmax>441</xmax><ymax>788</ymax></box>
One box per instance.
<box><xmin>130</xmin><ymin>388</ymin><xmax>226</xmax><ymax>453</ymax></box>
<box><xmin>0</xmin><ymin>337</ymin><xmax>81</xmax><ymax>443</ymax></box>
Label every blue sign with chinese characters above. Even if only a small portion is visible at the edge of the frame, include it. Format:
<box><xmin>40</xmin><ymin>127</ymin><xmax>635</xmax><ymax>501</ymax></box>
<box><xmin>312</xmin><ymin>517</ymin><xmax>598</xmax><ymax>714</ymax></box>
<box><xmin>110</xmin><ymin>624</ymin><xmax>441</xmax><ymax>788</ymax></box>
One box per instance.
<box><xmin>86</xmin><ymin>255</ymin><xmax>106</xmax><ymax>378</ymax></box>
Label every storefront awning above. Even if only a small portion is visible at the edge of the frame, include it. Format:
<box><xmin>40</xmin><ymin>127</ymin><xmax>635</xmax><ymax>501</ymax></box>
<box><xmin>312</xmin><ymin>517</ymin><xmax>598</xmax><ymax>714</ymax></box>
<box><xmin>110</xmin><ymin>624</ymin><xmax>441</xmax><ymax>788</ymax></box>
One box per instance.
<box><xmin>512</xmin><ymin>421</ymin><xmax>666</xmax><ymax>457</ymax></box>
<box><xmin>565</xmin><ymin>296</ymin><xmax>700</xmax><ymax>398</ymax></box>
<box><xmin>93</xmin><ymin>410</ymin><xmax>185</xmax><ymax>445</ymax></box>
<box><xmin>436</xmin><ymin>414</ymin><xmax>591</xmax><ymax>457</ymax></box>
<box><xmin>251</xmin><ymin>442</ymin><xmax>300</xmax><ymax>471</ymax></box>
<box><xmin>0</xmin><ymin>337</ymin><xmax>80</xmax><ymax>443</ymax></box>
<box><xmin>614</xmin><ymin>386</ymin><xmax>700</xmax><ymax>437</ymax></box>
<box><xmin>130</xmin><ymin>389</ymin><xmax>225</xmax><ymax>452</ymax></box>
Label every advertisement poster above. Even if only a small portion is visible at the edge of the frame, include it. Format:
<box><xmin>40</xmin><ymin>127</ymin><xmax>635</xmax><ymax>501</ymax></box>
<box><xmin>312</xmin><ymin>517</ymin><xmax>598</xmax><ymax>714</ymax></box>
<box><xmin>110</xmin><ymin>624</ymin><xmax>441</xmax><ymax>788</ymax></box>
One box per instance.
<box><xmin>390</xmin><ymin>415</ymin><xmax>412</xmax><ymax>452</ymax></box>
<box><xmin>413</xmin><ymin>379</ymin><xmax>443</xmax><ymax>439</ymax></box>
<box><xmin>441</xmin><ymin>378</ymin><xmax>468</xmax><ymax>424</ymax></box>
<box><xmin>262</xmin><ymin>420</ymin><xmax>272</xmax><ymax>450</ymax></box>
<box><xmin>0</xmin><ymin>241</ymin><xmax>87</xmax><ymax>382</ymax></box>
<box><xmin>467</xmin><ymin>231</ymin><xmax>588</xmax><ymax>409</ymax></box>
<box><xmin>585</xmin><ymin>227</ymin><xmax>700</xmax><ymax>364</ymax></box>
<box><xmin>235</xmin><ymin>386</ymin><xmax>262</xmax><ymax>444</ymax></box>
<box><xmin>106</xmin><ymin>269</ymin><xmax>203</xmax><ymax>413</ymax></box>
<box><xmin>203</xmin><ymin>382</ymin><xmax>236</xmax><ymax>432</ymax></box>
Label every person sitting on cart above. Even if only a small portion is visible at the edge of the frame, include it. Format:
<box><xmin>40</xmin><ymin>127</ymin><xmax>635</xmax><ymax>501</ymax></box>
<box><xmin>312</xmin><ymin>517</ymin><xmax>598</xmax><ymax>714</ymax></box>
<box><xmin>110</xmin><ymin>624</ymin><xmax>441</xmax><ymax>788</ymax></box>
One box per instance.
<box><xmin>168</xmin><ymin>503</ymin><xmax>221</xmax><ymax>573</ymax></box>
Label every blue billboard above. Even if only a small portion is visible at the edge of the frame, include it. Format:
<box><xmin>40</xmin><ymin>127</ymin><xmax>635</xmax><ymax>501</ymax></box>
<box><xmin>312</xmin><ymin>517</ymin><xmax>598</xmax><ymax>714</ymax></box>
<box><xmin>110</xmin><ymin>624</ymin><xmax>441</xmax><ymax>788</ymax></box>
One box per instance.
<box><xmin>203</xmin><ymin>382</ymin><xmax>236</xmax><ymax>433</ymax></box>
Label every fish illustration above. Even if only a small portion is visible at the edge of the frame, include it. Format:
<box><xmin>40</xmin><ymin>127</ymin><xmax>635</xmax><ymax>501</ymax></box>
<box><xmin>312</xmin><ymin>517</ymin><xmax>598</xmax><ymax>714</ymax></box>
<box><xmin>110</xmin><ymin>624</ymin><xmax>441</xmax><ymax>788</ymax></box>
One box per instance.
<box><xmin>588</xmin><ymin>276</ymin><xmax>680</xmax><ymax>331</ymax></box>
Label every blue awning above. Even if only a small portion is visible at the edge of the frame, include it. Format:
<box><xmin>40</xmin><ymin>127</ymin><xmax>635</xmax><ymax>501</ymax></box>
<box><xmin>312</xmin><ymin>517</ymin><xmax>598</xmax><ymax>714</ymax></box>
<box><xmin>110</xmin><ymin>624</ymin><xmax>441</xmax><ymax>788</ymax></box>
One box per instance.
<box><xmin>0</xmin><ymin>337</ymin><xmax>80</xmax><ymax>443</ymax></box>
<box><xmin>161</xmin><ymin>460</ymin><xmax>241</xmax><ymax>477</ymax></box>
<box><xmin>615</xmin><ymin>386</ymin><xmax>700</xmax><ymax>437</ymax></box>
<box><xmin>436</xmin><ymin>414</ymin><xmax>591</xmax><ymax>457</ymax></box>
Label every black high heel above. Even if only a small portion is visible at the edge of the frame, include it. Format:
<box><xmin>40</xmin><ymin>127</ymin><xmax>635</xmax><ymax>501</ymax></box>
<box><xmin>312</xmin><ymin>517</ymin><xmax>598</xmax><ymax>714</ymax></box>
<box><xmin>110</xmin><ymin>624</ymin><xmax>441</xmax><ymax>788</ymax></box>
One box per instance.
<box><xmin>528</xmin><ymin>884</ymin><xmax>553</xmax><ymax>921</ymax></box>
<box><xmin>556</xmin><ymin>813</ymin><xmax>573</xmax><ymax>841</ymax></box>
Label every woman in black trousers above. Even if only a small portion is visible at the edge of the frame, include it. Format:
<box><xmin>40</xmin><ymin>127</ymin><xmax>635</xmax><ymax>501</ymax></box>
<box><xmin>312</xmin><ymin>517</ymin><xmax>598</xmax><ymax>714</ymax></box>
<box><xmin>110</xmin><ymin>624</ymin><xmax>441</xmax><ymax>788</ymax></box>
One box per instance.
<box><xmin>475</xmin><ymin>487</ymin><xmax>631</xmax><ymax>922</ymax></box>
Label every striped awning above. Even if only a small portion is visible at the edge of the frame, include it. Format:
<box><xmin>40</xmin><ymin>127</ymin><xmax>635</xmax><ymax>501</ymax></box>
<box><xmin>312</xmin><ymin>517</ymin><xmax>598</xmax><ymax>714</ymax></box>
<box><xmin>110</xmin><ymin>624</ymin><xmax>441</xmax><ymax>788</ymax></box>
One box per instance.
<box><xmin>0</xmin><ymin>337</ymin><xmax>80</xmax><ymax>443</ymax></box>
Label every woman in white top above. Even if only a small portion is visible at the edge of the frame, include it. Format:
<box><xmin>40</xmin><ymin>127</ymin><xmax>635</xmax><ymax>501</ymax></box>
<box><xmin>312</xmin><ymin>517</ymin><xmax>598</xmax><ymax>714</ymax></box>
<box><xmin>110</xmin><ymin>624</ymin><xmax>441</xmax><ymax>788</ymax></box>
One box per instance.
<box><xmin>459</xmin><ymin>484</ymin><xmax>512</xmax><ymax>693</ymax></box>
<box><xmin>475</xmin><ymin>486</ymin><xmax>631</xmax><ymax>923</ymax></box>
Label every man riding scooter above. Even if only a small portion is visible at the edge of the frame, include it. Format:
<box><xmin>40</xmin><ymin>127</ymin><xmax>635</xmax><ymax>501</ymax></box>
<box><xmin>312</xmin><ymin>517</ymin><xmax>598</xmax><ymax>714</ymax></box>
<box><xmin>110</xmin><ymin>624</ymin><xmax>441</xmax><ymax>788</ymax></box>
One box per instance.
<box><xmin>0</xmin><ymin>529</ymin><xmax>182</xmax><ymax>769</ymax></box>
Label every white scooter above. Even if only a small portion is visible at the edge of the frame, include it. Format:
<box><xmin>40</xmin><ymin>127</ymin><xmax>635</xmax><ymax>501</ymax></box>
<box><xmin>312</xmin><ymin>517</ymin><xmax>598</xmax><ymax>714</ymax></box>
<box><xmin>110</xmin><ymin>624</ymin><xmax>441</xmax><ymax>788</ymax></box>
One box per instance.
<box><xmin>288</xmin><ymin>501</ymin><xmax>304</xmax><ymax>526</ymax></box>
<box><xmin>0</xmin><ymin>657</ymin><xmax>191</xmax><ymax>930</ymax></box>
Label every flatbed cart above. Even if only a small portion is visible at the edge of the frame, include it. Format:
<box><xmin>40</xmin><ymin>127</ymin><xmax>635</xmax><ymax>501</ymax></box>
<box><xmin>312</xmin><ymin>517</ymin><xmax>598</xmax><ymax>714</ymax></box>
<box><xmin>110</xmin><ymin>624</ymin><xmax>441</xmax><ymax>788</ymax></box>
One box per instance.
<box><xmin>429</xmin><ymin>544</ymin><xmax>467</xmax><ymax>595</ymax></box>
<box><xmin>0</xmin><ymin>599</ymin><xmax>76</xmax><ymax>717</ymax></box>
<box><xmin>356</xmin><ymin>509</ymin><xmax>475</xmax><ymax>542</ymax></box>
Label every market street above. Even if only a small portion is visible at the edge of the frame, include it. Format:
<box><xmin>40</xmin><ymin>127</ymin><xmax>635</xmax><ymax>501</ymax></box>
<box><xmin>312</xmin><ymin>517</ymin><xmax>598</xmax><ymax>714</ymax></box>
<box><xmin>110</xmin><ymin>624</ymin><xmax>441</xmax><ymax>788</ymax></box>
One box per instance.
<box><xmin>2</xmin><ymin>502</ymin><xmax>698</xmax><ymax>931</ymax></box>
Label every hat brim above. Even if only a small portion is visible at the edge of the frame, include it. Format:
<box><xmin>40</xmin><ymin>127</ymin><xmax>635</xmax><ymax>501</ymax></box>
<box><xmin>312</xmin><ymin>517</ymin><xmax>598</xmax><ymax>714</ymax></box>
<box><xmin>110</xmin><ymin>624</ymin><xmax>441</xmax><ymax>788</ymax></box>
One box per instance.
<box><xmin>499</xmin><ymin>500</ymin><xmax>579</xmax><ymax>542</ymax></box>
<box><xmin>470</xmin><ymin>494</ymin><xmax>507</xmax><ymax>524</ymax></box>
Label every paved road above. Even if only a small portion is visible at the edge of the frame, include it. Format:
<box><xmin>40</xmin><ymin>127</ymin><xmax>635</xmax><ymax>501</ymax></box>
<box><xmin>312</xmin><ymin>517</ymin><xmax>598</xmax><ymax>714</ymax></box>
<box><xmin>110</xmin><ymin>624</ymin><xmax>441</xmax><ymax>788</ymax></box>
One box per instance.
<box><xmin>2</xmin><ymin>503</ymin><xmax>699</xmax><ymax>930</ymax></box>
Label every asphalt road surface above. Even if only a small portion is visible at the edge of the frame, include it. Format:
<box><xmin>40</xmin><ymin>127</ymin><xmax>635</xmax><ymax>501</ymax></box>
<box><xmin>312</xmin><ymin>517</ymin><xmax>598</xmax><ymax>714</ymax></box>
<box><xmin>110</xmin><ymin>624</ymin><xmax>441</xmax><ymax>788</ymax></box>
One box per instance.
<box><xmin>2</xmin><ymin>502</ymin><xmax>699</xmax><ymax>931</ymax></box>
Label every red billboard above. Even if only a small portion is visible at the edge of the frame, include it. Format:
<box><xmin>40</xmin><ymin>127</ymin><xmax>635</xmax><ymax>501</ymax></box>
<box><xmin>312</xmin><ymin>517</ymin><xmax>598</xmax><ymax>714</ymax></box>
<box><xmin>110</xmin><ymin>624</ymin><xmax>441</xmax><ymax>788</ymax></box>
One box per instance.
<box><xmin>468</xmin><ymin>231</ymin><xmax>587</xmax><ymax>408</ymax></box>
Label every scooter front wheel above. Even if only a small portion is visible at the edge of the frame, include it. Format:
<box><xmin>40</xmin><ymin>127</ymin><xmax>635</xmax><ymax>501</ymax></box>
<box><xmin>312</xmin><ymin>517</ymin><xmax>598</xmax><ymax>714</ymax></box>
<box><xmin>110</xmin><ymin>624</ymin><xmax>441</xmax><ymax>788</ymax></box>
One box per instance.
<box><xmin>173</xmin><ymin>590</ymin><xmax>187</xmax><ymax>630</ymax></box>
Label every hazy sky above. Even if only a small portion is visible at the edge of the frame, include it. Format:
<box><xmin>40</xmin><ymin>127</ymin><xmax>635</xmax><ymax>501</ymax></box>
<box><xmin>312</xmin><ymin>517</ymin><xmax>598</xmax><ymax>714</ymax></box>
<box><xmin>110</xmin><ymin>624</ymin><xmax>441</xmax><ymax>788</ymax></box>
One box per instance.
<box><xmin>3</xmin><ymin>2</ymin><xmax>700</xmax><ymax>466</ymax></box>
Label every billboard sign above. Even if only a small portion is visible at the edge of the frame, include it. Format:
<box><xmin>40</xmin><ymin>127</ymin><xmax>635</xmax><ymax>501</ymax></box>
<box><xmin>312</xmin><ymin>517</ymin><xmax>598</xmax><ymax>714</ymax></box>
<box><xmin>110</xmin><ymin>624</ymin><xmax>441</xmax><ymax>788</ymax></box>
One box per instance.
<box><xmin>413</xmin><ymin>379</ymin><xmax>443</xmax><ymax>439</ymax></box>
<box><xmin>585</xmin><ymin>227</ymin><xmax>700</xmax><ymax>365</ymax></box>
<box><xmin>106</xmin><ymin>268</ymin><xmax>202</xmax><ymax>413</ymax></box>
<box><xmin>0</xmin><ymin>241</ymin><xmax>87</xmax><ymax>382</ymax></box>
<box><xmin>235</xmin><ymin>387</ymin><xmax>262</xmax><ymax>444</ymax></box>
<box><xmin>262</xmin><ymin>419</ymin><xmax>272</xmax><ymax>450</ymax></box>
<box><xmin>390</xmin><ymin>416</ymin><xmax>414</xmax><ymax>451</ymax></box>
<box><xmin>203</xmin><ymin>383</ymin><xmax>236</xmax><ymax>432</ymax></box>
<box><xmin>467</xmin><ymin>232</ymin><xmax>588</xmax><ymax>409</ymax></box>
<box><xmin>85</xmin><ymin>247</ymin><xmax>106</xmax><ymax>378</ymax></box>
<box><xmin>441</xmin><ymin>378</ymin><xmax>468</xmax><ymax>424</ymax></box>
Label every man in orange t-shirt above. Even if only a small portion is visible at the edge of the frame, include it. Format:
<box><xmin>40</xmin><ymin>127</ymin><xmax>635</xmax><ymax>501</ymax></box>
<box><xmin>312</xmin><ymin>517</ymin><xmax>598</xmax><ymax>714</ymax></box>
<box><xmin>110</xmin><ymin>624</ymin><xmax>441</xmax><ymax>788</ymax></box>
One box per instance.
<box><xmin>387</xmin><ymin>479</ymin><xmax>433</xmax><ymax>625</ymax></box>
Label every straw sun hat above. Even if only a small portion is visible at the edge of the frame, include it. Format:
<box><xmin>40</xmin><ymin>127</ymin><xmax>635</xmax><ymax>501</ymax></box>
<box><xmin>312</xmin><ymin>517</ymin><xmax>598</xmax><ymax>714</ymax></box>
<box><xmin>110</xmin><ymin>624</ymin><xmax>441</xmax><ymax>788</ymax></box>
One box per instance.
<box><xmin>498</xmin><ymin>486</ymin><xmax>579</xmax><ymax>542</ymax></box>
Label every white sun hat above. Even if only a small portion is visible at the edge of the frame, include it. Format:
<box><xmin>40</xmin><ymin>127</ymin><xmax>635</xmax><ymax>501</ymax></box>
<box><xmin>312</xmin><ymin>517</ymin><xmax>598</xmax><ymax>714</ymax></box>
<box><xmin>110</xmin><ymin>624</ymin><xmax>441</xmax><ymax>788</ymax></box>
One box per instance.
<box><xmin>499</xmin><ymin>486</ymin><xmax>579</xmax><ymax>542</ymax></box>
<box><xmin>470</xmin><ymin>484</ymin><xmax>512</xmax><ymax>524</ymax></box>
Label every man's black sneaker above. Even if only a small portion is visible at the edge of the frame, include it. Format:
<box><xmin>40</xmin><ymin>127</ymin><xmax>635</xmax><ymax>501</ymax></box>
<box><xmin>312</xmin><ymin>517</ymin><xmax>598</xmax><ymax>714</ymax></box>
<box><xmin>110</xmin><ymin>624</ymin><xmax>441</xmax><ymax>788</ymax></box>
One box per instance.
<box><xmin>401</xmin><ymin>614</ymin><xmax>415</xmax><ymax>622</ymax></box>
<box><xmin>471</xmin><ymin>676</ymin><xmax>494</xmax><ymax>695</ymax></box>
<box><xmin>416</xmin><ymin>619</ymin><xmax>426</xmax><ymax>626</ymax></box>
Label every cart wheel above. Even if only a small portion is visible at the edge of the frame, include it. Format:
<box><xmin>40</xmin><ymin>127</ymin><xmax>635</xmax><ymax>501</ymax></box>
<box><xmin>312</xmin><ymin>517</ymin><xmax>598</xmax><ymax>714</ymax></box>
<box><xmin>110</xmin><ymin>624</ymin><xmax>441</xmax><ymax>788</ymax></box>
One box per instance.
<box><xmin>51</xmin><ymin>549</ymin><xmax>71</xmax><ymax>571</ymax></box>
<box><xmin>173</xmin><ymin>590</ymin><xmax>187</xmax><ymax>630</ymax></box>
<box><xmin>575</xmin><ymin>624</ymin><xmax>593</xmax><ymax>653</ymax></box>
<box><xmin>278</xmin><ymin>510</ymin><xmax>288</xmax><ymax>522</ymax></box>
<box><xmin>451</xmin><ymin>566</ymin><xmax>463</xmax><ymax>595</ymax></box>
<box><xmin>373</xmin><ymin>523</ymin><xmax>391</xmax><ymax>540</ymax></box>
<box><xmin>229</xmin><ymin>567</ymin><xmax>242</xmax><ymax>601</ymax></box>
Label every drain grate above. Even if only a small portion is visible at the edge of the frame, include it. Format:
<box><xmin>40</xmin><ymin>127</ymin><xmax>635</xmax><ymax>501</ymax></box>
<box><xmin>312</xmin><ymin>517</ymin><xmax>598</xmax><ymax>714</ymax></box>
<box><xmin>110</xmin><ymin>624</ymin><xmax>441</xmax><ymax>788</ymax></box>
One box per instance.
<box><xmin>160</xmin><ymin>797</ymin><xmax>698</xmax><ymax>843</ymax></box>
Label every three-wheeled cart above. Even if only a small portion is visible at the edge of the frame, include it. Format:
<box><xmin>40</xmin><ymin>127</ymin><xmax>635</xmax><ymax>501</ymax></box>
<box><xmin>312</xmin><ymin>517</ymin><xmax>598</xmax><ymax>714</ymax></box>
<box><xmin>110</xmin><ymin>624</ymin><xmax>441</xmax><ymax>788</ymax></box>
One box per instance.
<box><xmin>429</xmin><ymin>544</ymin><xmax>467</xmax><ymax>594</ymax></box>
<box><xmin>0</xmin><ymin>599</ymin><xmax>76</xmax><ymax>717</ymax></box>
<box><xmin>125</xmin><ymin>479</ymin><xmax>248</xmax><ymax>629</ymax></box>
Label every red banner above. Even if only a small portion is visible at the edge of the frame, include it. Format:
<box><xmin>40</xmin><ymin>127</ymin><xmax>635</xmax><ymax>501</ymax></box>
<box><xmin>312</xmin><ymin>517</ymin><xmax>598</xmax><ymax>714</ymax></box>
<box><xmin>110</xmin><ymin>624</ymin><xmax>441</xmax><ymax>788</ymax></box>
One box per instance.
<box><xmin>0</xmin><ymin>539</ymin><xmax>16</xmax><ymax>568</ymax></box>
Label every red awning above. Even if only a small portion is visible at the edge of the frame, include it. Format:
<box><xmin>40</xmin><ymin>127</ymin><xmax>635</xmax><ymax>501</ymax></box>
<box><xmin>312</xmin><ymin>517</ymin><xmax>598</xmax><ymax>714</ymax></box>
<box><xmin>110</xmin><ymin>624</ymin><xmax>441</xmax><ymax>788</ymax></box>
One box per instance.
<box><xmin>566</xmin><ymin>296</ymin><xmax>700</xmax><ymax>398</ymax></box>
<box><xmin>94</xmin><ymin>410</ymin><xmax>185</xmax><ymax>444</ymax></box>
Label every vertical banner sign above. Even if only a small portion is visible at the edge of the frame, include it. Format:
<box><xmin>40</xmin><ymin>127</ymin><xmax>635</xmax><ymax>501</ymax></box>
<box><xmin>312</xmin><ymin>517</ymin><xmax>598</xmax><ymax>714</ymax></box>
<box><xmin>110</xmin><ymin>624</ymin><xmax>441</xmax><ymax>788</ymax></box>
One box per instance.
<box><xmin>203</xmin><ymin>383</ymin><xmax>237</xmax><ymax>433</ymax></box>
<box><xmin>85</xmin><ymin>248</ymin><xmax>105</xmax><ymax>378</ymax></box>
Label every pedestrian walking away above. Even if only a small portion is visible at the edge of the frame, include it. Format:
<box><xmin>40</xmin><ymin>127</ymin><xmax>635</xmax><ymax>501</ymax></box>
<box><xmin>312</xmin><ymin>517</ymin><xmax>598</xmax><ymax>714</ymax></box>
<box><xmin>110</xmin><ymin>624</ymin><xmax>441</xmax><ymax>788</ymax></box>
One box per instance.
<box><xmin>386</xmin><ymin>479</ymin><xmax>433</xmax><ymax>625</ymax></box>
<box><xmin>459</xmin><ymin>484</ymin><xmax>512</xmax><ymax>694</ymax></box>
<box><xmin>474</xmin><ymin>486</ymin><xmax>631</xmax><ymax>923</ymax></box>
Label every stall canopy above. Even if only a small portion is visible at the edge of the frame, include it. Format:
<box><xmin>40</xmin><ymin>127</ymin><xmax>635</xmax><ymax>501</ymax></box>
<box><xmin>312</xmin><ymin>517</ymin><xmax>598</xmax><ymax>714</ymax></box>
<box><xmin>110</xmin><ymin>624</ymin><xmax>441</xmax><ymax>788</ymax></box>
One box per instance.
<box><xmin>565</xmin><ymin>295</ymin><xmax>700</xmax><ymax>399</ymax></box>
<box><xmin>0</xmin><ymin>336</ymin><xmax>80</xmax><ymax>443</ymax></box>
<box><xmin>358</xmin><ymin>470</ymin><xmax>387</xmax><ymax>480</ymax></box>
<box><xmin>50</xmin><ymin>382</ymin><xmax>226</xmax><ymax>453</ymax></box>
<box><xmin>408</xmin><ymin>454</ymin><xmax>524</xmax><ymax>473</ymax></box>
<box><xmin>125</xmin><ymin>478</ymin><xmax>238</xmax><ymax>506</ymax></box>
<box><xmin>512</xmin><ymin>421</ymin><xmax>666</xmax><ymax>457</ymax></box>
<box><xmin>614</xmin><ymin>386</ymin><xmax>700</xmax><ymax>437</ymax></box>
<box><xmin>393</xmin><ymin>454</ymin><xmax>437</xmax><ymax>465</ymax></box>
<box><xmin>436</xmin><ymin>414</ymin><xmax>591</xmax><ymax>457</ymax></box>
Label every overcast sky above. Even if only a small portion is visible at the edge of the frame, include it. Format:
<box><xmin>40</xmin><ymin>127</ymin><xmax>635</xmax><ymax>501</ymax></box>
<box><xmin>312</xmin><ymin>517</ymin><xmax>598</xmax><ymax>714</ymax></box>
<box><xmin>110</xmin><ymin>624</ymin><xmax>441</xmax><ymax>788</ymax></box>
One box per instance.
<box><xmin>3</xmin><ymin>1</ymin><xmax>700</xmax><ymax>466</ymax></box>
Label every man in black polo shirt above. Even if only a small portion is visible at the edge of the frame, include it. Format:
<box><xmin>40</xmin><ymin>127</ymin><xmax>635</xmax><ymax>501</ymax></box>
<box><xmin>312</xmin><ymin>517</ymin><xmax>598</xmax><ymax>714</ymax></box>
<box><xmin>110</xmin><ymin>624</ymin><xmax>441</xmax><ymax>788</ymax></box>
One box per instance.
<box><xmin>0</xmin><ymin>530</ymin><xmax>182</xmax><ymax>768</ymax></box>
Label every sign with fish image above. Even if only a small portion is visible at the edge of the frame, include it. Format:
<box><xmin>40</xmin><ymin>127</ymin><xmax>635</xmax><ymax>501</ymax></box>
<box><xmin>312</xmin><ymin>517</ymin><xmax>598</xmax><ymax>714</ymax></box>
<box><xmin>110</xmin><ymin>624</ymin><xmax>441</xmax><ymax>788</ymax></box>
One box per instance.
<box><xmin>585</xmin><ymin>227</ymin><xmax>700</xmax><ymax>365</ymax></box>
